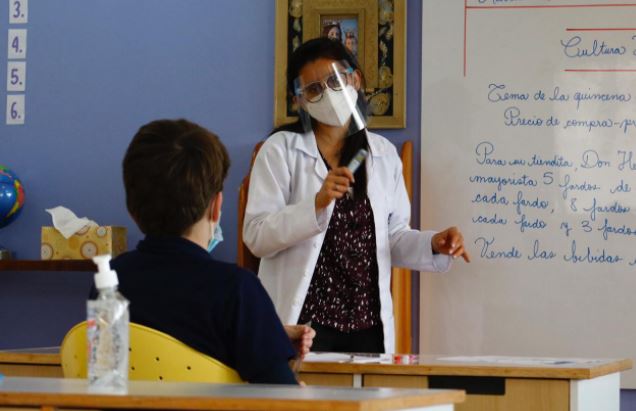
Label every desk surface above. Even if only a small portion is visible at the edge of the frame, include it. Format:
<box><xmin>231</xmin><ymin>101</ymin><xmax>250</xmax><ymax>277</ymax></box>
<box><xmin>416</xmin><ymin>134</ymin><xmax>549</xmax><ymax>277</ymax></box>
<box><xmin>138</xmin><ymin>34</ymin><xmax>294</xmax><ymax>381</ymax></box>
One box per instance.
<box><xmin>0</xmin><ymin>377</ymin><xmax>464</xmax><ymax>411</ymax></box>
<box><xmin>0</xmin><ymin>348</ymin><xmax>631</xmax><ymax>380</ymax></box>
<box><xmin>300</xmin><ymin>353</ymin><xmax>632</xmax><ymax>380</ymax></box>
<box><xmin>0</xmin><ymin>346</ymin><xmax>60</xmax><ymax>365</ymax></box>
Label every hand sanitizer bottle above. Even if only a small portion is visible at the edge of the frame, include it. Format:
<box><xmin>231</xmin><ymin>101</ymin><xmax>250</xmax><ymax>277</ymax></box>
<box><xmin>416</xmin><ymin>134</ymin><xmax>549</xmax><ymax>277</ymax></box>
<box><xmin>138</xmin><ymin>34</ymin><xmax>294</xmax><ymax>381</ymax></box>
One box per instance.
<box><xmin>87</xmin><ymin>254</ymin><xmax>129</xmax><ymax>392</ymax></box>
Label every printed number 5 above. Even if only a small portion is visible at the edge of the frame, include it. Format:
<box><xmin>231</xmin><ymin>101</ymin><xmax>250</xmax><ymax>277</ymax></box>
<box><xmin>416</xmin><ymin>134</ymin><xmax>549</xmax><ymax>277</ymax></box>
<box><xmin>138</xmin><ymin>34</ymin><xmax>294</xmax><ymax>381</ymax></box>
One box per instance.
<box><xmin>10</xmin><ymin>68</ymin><xmax>20</xmax><ymax>85</ymax></box>
<box><xmin>7</xmin><ymin>62</ymin><xmax>26</xmax><ymax>92</ymax></box>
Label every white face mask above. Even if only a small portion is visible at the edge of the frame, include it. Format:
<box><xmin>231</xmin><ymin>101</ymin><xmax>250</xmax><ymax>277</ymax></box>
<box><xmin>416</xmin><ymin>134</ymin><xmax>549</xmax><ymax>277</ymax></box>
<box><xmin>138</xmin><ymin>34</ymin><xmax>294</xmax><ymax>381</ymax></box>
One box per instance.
<box><xmin>304</xmin><ymin>85</ymin><xmax>359</xmax><ymax>127</ymax></box>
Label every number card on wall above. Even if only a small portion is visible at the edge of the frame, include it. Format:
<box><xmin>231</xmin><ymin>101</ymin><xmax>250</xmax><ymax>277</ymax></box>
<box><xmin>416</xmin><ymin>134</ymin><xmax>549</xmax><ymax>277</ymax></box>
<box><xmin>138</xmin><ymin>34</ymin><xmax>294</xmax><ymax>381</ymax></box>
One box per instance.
<box><xmin>9</xmin><ymin>0</ymin><xmax>28</xmax><ymax>24</ymax></box>
<box><xmin>6</xmin><ymin>61</ymin><xmax>26</xmax><ymax>92</ymax></box>
<box><xmin>7</xmin><ymin>29</ymin><xmax>27</xmax><ymax>59</ymax></box>
<box><xmin>6</xmin><ymin>94</ymin><xmax>25</xmax><ymax>125</ymax></box>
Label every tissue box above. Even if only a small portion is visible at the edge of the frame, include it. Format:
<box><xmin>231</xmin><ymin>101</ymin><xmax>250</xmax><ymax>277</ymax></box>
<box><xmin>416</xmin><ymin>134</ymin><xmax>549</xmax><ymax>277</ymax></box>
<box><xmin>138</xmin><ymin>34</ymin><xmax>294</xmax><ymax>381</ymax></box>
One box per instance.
<box><xmin>41</xmin><ymin>226</ymin><xmax>127</xmax><ymax>260</ymax></box>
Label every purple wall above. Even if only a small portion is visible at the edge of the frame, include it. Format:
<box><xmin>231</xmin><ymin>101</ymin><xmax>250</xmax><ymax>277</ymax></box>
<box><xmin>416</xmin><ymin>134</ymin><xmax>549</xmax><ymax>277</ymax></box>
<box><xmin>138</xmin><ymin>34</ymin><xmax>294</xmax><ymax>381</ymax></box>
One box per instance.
<box><xmin>0</xmin><ymin>0</ymin><xmax>421</xmax><ymax>349</ymax></box>
<box><xmin>0</xmin><ymin>0</ymin><xmax>276</xmax><ymax>347</ymax></box>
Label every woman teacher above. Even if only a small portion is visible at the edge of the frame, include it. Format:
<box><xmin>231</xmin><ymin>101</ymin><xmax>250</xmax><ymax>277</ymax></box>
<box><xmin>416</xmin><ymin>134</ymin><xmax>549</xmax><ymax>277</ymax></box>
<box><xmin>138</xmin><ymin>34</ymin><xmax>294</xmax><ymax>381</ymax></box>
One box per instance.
<box><xmin>244</xmin><ymin>38</ymin><xmax>470</xmax><ymax>353</ymax></box>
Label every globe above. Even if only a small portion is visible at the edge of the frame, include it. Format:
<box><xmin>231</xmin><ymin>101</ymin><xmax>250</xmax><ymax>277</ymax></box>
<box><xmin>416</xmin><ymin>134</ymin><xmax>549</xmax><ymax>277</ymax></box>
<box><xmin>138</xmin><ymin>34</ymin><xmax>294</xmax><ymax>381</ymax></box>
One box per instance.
<box><xmin>0</xmin><ymin>164</ymin><xmax>25</xmax><ymax>229</ymax></box>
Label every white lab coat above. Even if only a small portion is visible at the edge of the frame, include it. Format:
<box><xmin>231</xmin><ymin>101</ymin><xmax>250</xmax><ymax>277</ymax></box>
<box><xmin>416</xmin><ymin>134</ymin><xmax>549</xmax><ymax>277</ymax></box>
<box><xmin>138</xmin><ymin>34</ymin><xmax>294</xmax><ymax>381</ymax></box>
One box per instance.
<box><xmin>243</xmin><ymin>130</ymin><xmax>451</xmax><ymax>353</ymax></box>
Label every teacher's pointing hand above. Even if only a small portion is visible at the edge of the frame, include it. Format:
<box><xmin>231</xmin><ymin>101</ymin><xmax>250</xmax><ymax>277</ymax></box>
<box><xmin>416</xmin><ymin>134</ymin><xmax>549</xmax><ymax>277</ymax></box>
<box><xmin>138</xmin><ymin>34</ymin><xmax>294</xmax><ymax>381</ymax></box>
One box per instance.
<box><xmin>432</xmin><ymin>226</ymin><xmax>471</xmax><ymax>263</ymax></box>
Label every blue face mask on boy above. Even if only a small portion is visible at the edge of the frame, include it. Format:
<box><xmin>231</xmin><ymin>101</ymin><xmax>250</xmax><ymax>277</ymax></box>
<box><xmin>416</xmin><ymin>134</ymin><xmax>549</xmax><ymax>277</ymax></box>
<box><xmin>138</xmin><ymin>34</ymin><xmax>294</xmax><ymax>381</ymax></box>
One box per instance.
<box><xmin>207</xmin><ymin>220</ymin><xmax>223</xmax><ymax>253</ymax></box>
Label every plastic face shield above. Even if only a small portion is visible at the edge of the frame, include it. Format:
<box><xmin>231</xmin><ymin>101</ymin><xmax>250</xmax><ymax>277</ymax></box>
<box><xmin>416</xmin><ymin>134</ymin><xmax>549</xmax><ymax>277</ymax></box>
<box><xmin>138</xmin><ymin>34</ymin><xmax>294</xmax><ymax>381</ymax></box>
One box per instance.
<box><xmin>294</xmin><ymin>61</ymin><xmax>367</xmax><ymax>136</ymax></box>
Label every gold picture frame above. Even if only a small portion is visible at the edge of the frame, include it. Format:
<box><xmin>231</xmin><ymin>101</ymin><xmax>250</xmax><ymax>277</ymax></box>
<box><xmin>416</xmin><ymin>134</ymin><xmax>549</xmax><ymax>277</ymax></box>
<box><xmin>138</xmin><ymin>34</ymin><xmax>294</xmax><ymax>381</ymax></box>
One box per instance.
<box><xmin>274</xmin><ymin>0</ymin><xmax>406</xmax><ymax>129</ymax></box>
<box><xmin>304</xmin><ymin>2</ymin><xmax>378</xmax><ymax>89</ymax></box>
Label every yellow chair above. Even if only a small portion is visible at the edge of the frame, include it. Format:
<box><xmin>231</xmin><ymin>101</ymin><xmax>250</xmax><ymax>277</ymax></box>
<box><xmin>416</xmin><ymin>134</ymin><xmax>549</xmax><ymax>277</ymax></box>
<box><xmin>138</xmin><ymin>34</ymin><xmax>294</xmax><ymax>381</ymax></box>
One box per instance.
<box><xmin>61</xmin><ymin>321</ymin><xmax>243</xmax><ymax>383</ymax></box>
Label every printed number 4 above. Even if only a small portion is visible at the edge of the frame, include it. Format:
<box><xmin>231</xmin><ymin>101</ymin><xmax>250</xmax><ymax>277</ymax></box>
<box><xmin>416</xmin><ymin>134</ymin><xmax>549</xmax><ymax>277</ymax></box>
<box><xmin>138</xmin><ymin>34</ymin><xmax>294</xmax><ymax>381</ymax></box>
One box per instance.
<box><xmin>12</xmin><ymin>36</ymin><xmax>20</xmax><ymax>53</ymax></box>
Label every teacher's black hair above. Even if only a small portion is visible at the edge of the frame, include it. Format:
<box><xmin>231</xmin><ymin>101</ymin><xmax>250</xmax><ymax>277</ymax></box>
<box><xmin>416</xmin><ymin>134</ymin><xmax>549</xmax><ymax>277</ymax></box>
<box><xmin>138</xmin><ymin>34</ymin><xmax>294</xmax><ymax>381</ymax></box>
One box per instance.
<box><xmin>271</xmin><ymin>37</ymin><xmax>369</xmax><ymax>200</ymax></box>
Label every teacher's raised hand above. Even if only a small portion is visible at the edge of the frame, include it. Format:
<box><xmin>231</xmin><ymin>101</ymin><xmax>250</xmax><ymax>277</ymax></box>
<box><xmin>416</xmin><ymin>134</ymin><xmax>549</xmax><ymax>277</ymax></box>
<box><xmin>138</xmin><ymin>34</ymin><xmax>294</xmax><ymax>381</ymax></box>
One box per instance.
<box><xmin>315</xmin><ymin>167</ymin><xmax>355</xmax><ymax>211</ymax></box>
<box><xmin>432</xmin><ymin>226</ymin><xmax>471</xmax><ymax>263</ymax></box>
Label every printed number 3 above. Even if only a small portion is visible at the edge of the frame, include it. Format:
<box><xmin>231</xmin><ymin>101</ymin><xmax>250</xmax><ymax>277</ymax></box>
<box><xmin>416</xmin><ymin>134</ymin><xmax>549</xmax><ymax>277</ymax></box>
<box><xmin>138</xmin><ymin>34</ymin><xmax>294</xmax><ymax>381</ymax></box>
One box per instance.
<box><xmin>12</xmin><ymin>1</ymin><xmax>21</xmax><ymax>19</ymax></box>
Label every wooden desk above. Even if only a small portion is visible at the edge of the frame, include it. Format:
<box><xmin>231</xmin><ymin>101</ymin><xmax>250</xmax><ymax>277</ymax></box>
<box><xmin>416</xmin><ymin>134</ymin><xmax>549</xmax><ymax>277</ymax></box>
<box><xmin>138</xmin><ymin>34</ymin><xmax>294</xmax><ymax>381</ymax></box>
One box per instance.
<box><xmin>0</xmin><ymin>376</ymin><xmax>464</xmax><ymax>411</ymax></box>
<box><xmin>0</xmin><ymin>348</ymin><xmax>61</xmax><ymax>378</ymax></box>
<box><xmin>1</xmin><ymin>349</ymin><xmax>630</xmax><ymax>411</ymax></box>
<box><xmin>0</xmin><ymin>260</ymin><xmax>95</xmax><ymax>272</ymax></box>
<box><xmin>299</xmin><ymin>354</ymin><xmax>632</xmax><ymax>411</ymax></box>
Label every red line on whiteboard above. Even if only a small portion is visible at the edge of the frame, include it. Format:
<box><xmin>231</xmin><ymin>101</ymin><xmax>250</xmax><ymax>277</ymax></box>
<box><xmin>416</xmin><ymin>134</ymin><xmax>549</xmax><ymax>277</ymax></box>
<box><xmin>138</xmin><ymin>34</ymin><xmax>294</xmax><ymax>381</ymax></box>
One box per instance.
<box><xmin>467</xmin><ymin>4</ymin><xmax>636</xmax><ymax>10</ymax></box>
<box><xmin>464</xmin><ymin>4</ymin><xmax>636</xmax><ymax>75</ymax></box>
<box><xmin>464</xmin><ymin>0</ymin><xmax>468</xmax><ymax>77</ymax></box>
<box><xmin>565</xmin><ymin>69</ymin><xmax>636</xmax><ymax>72</ymax></box>
<box><xmin>566</xmin><ymin>28</ymin><xmax>636</xmax><ymax>31</ymax></box>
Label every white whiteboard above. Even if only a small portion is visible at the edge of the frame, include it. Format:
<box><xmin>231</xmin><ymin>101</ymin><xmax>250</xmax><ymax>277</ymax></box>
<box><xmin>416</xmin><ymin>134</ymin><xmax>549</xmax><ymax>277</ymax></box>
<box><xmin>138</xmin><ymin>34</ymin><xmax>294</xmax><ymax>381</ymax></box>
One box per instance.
<box><xmin>420</xmin><ymin>0</ymin><xmax>636</xmax><ymax>387</ymax></box>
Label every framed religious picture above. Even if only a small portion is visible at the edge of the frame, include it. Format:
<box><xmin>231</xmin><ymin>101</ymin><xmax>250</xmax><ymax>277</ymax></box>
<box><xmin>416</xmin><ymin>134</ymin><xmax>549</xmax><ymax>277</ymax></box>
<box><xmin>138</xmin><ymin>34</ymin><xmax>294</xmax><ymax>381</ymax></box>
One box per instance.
<box><xmin>274</xmin><ymin>0</ymin><xmax>406</xmax><ymax>129</ymax></box>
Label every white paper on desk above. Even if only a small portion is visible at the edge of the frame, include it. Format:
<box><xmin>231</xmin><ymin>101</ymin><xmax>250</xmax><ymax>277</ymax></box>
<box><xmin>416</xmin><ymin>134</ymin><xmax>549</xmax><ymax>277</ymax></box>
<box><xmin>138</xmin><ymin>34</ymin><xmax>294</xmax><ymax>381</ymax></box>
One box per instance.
<box><xmin>304</xmin><ymin>352</ymin><xmax>352</xmax><ymax>363</ymax></box>
<box><xmin>350</xmin><ymin>355</ymin><xmax>391</xmax><ymax>364</ymax></box>
<box><xmin>437</xmin><ymin>356</ymin><xmax>604</xmax><ymax>366</ymax></box>
<box><xmin>304</xmin><ymin>352</ymin><xmax>393</xmax><ymax>364</ymax></box>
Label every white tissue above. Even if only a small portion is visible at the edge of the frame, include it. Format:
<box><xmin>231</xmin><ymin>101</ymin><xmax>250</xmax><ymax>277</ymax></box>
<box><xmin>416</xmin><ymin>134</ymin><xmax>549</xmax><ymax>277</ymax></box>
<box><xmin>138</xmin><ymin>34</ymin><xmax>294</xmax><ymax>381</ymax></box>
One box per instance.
<box><xmin>45</xmin><ymin>206</ymin><xmax>97</xmax><ymax>239</ymax></box>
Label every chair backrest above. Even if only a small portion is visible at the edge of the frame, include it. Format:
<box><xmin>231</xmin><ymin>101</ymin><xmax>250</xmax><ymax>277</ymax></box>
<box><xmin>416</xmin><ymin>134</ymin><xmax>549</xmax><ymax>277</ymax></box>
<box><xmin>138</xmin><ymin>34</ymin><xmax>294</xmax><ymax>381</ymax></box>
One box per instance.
<box><xmin>237</xmin><ymin>141</ymin><xmax>264</xmax><ymax>274</ymax></box>
<box><xmin>60</xmin><ymin>321</ymin><xmax>243</xmax><ymax>384</ymax></box>
<box><xmin>391</xmin><ymin>140</ymin><xmax>413</xmax><ymax>353</ymax></box>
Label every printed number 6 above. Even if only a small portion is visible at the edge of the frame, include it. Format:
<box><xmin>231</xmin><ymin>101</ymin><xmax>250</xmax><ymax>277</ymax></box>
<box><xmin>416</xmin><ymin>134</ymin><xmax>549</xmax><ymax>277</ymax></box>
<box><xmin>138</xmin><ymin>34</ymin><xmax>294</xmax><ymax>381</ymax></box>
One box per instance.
<box><xmin>10</xmin><ymin>102</ymin><xmax>19</xmax><ymax>120</ymax></box>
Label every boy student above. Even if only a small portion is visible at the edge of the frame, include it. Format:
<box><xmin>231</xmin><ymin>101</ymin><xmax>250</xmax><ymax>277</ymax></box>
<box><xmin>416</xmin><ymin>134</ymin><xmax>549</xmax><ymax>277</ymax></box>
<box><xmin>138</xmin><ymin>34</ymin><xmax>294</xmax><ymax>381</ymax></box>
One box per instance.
<box><xmin>91</xmin><ymin>119</ymin><xmax>313</xmax><ymax>384</ymax></box>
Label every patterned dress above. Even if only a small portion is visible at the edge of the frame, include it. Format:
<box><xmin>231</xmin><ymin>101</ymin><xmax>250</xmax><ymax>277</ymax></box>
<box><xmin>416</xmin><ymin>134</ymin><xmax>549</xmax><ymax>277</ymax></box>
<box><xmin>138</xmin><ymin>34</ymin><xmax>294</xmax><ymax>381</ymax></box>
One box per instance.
<box><xmin>298</xmin><ymin>192</ymin><xmax>381</xmax><ymax>332</ymax></box>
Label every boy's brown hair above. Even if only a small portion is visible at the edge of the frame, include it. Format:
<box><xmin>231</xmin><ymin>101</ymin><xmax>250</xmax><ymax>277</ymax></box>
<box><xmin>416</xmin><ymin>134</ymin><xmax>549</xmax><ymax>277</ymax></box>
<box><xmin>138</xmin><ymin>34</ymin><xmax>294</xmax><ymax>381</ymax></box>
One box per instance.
<box><xmin>123</xmin><ymin>119</ymin><xmax>230</xmax><ymax>236</ymax></box>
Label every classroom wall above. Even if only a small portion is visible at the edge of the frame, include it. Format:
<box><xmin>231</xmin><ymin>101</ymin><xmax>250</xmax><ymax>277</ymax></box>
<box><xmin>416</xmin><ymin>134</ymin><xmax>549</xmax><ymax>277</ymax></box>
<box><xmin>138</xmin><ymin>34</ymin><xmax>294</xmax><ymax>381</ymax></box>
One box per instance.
<box><xmin>0</xmin><ymin>0</ymin><xmax>422</xmax><ymax>348</ymax></box>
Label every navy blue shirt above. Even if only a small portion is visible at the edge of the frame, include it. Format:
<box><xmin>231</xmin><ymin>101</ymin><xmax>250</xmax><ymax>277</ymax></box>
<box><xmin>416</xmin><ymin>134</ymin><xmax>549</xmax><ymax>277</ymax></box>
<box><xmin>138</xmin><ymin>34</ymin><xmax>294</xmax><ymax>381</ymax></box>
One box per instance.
<box><xmin>90</xmin><ymin>236</ymin><xmax>296</xmax><ymax>384</ymax></box>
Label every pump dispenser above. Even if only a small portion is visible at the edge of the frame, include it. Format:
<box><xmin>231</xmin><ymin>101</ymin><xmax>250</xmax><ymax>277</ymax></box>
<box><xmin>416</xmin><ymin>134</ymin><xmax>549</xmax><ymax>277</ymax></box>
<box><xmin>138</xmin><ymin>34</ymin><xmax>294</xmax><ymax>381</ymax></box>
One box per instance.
<box><xmin>93</xmin><ymin>255</ymin><xmax>118</xmax><ymax>290</ymax></box>
<box><xmin>87</xmin><ymin>254</ymin><xmax>129</xmax><ymax>392</ymax></box>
